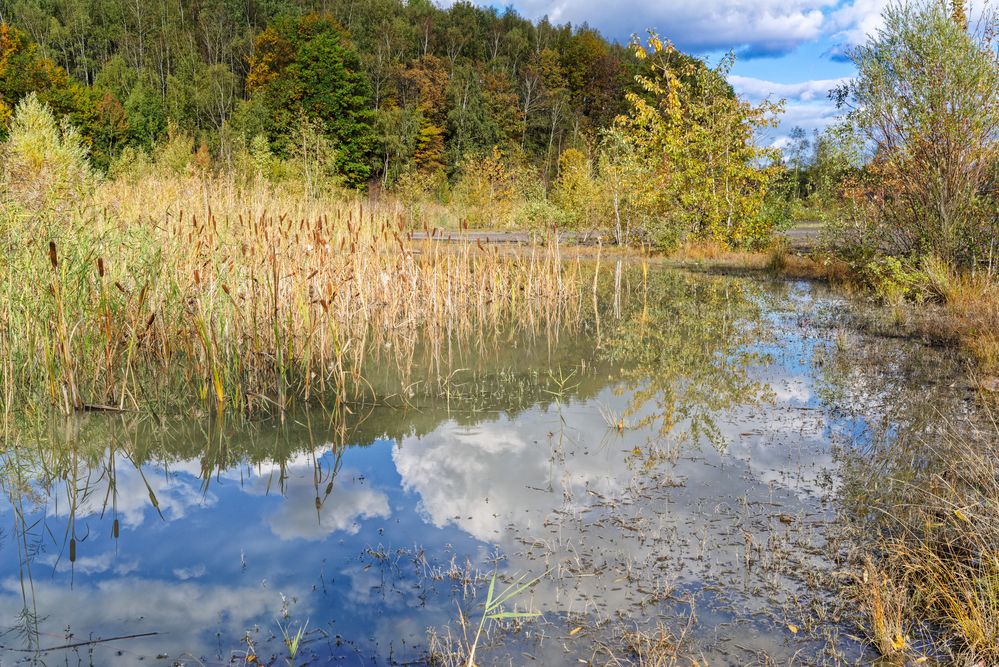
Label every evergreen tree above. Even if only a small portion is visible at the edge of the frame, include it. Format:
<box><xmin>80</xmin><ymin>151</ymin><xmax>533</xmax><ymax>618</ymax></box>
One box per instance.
<box><xmin>245</xmin><ymin>14</ymin><xmax>376</xmax><ymax>186</ymax></box>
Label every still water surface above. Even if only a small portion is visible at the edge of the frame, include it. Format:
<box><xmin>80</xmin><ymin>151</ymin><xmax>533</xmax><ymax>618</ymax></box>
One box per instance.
<box><xmin>0</xmin><ymin>266</ymin><xmax>969</xmax><ymax>665</ymax></box>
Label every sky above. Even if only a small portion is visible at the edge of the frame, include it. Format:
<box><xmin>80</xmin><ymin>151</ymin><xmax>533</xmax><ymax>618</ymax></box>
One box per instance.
<box><xmin>449</xmin><ymin>0</ymin><xmax>919</xmax><ymax>146</ymax></box>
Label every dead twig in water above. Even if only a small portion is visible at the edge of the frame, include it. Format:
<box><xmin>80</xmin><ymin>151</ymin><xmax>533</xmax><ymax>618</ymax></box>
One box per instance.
<box><xmin>4</xmin><ymin>631</ymin><xmax>161</xmax><ymax>652</ymax></box>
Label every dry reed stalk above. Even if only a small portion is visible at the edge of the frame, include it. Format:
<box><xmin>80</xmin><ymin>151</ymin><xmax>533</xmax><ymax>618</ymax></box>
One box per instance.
<box><xmin>1</xmin><ymin>173</ymin><xmax>586</xmax><ymax>416</ymax></box>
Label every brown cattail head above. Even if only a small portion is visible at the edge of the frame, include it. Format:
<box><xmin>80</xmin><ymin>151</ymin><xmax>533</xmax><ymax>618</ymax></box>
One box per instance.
<box><xmin>97</xmin><ymin>257</ymin><xmax>105</xmax><ymax>278</ymax></box>
<box><xmin>48</xmin><ymin>241</ymin><xmax>58</xmax><ymax>269</ymax></box>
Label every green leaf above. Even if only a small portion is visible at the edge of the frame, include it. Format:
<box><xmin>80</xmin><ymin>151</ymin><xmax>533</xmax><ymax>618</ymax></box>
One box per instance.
<box><xmin>484</xmin><ymin>572</ymin><xmax>497</xmax><ymax>609</ymax></box>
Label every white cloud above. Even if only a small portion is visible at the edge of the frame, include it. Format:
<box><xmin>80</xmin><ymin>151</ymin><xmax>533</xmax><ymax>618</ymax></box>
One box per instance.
<box><xmin>264</xmin><ymin>473</ymin><xmax>391</xmax><ymax>540</ymax></box>
<box><xmin>172</xmin><ymin>564</ymin><xmax>207</xmax><ymax>580</ymax></box>
<box><xmin>729</xmin><ymin>75</ymin><xmax>851</xmax><ymax>103</ymax></box>
<box><xmin>393</xmin><ymin>409</ymin><xmax>633</xmax><ymax>542</ymax></box>
<box><xmin>39</xmin><ymin>551</ymin><xmax>139</xmax><ymax>576</ymax></box>
<box><xmin>446</xmin><ymin>0</ymin><xmax>991</xmax><ymax>60</ymax></box>
<box><xmin>231</xmin><ymin>453</ymin><xmax>392</xmax><ymax>540</ymax></box>
<box><xmin>442</xmin><ymin>0</ymin><xmax>835</xmax><ymax>55</ymax></box>
<box><xmin>828</xmin><ymin>0</ymin><xmax>993</xmax><ymax>56</ymax></box>
<box><xmin>0</xmin><ymin>577</ymin><xmax>291</xmax><ymax>665</ymax></box>
<box><xmin>47</xmin><ymin>455</ymin><xmax>216</xmax><ymax>528</ymax></box>
<box><xmin>827</xmin><ymin>0</ymin><xmax>892</xmax><ymax>48</ymax></box>
<box><xmin>729</xmin><ymin>74</ymin><xmax>847</xmax><ymax>146</ymax></box>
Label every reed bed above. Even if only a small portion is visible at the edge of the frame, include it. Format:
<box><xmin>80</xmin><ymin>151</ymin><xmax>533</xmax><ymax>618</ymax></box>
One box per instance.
<box><xmin>0</xmin><ymin>173</ymin><xmax>585</xmax><ymax>417</ymax></box>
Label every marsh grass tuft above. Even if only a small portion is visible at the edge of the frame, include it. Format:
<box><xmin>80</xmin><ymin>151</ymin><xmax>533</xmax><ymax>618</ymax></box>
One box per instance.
<box><xmin>279</xmin><ymin>619</ymin><xmax>307</xmax><ymax>663</ymax></box>
<box><xmin>854</xmin><ymin>556</ymin><xmax>911</xmax><ymax>657</ymax></box>
<box><xmin>596</xmin><ymin>617</ymin><xmax>698</xmax><ymax>667</ymax></box>
<box><xmin>845</xmin><ymin>409</ymin><xmax>999</xmax><ymax>663</ymax></box>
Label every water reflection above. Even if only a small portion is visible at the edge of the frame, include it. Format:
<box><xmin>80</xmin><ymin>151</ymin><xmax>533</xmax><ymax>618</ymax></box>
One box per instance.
<box><xmin>0</xmin><ymin>266</ymin><xmax>972</xmax><ymax>664</ymax></box>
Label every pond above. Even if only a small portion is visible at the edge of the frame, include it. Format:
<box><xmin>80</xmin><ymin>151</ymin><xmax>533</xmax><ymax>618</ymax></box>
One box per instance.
<box><xmin>0</xmin><ymin>264</ymin><xmax>973</xmax><ymax>665</ymax></box>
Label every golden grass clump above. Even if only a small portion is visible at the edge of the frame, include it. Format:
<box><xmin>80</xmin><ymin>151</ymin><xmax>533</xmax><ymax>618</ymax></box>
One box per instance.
<box><xmin>920</xmin><ymin>257</ymin><xmax>999</xmax><ymax>376</ymax></box>
<box><xmin>613</xmin><ymin>622</ymin><xmax>700</xmax><ymax>667</ymax></box>
<box><xmin>0</xmin><ymin>171</ymin><xmax>585</xmax><ymax>417</ymax></box>
<box><xmin>851</xmin><ymin>416</ymin><xmax>999</xmax><ymax>663</ymax></box>
<box><xmin>766</xmin><ymin>239</ymin><xmax>853</xmax><ymax>284</ymax></box>
<box><xmin>665</xmin><ymin>237</ymin><xmax>854</xmax><ymax>286</ymax></box>
<box><xmin>669</xmin><ymin>239</ymin><xmax>769</xmax><ymax>268</ymax></box>
<box><xmin>855</xmin><ymin>556</ymin><xmax>911</xmax><ymax>657</ymax></box>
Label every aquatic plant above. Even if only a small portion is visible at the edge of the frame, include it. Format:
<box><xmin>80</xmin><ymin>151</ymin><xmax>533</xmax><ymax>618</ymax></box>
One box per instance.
<box><xmin>279</xmin><ymin>619</ymin><xmax>307</xmax><ymax>663</ymax></box>
<box><xmin>429</xmin><ymin>569</ymin><xmax>546</xmax><ymax>667</ymax></box>
<box><xmin>0</xmin><ymin>163</ymin><xmax>584</xmax><ymax>417</ymax></box>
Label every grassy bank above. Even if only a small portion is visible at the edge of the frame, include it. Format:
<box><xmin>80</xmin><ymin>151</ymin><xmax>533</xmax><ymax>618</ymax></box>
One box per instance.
<box><xmin>843</xmin><ymin>412</ymin><xmax>999</xmax><ymax>663</ymax></box>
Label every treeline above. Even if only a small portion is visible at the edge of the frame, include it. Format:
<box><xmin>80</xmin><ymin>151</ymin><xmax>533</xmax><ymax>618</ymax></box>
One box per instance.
<box><xmin>2</xmin><ymin>1</ymin><xmax>787</xmax><ymax>248</ymax></box>
<box><xmin>0</xmin><ymin>0</ymin><xmax>638</xmax><ymax>184</ymax></box>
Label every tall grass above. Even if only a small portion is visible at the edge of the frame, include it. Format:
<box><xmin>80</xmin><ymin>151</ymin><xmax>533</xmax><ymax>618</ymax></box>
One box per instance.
<box><xmin>846</xmin><ymin>411</ymin><xmax>999</xmax><ymax>662</ymax></box>
<box><xmin>0</xmin><ymin>168</ymin><xmax>584</xmax><ymax>417</ymax></box>
<box><xmin>919</xmin><ymin>255</ymin><xmax>999</xmax><ymax>377</ymax></box>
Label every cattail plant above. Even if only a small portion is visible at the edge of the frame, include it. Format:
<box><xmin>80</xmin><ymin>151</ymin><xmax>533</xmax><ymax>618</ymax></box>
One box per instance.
<box><xmin>0</xmin><ymin>169</ymin><xmax>587</xmax><ymax>417</ymax></box>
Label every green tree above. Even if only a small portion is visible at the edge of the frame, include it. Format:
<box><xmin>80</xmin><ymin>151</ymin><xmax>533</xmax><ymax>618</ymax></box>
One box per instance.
<box><xmin>842</xmin><ymin>0</ymin><xmax>999</xmax><ymax>267</ymax></box>
<box><xmin>375</xmin><ymin>105</ymin><xmax>420</xmax><ymax>186</ymax></box>
<box><xmin>596</xmin><ymin>127</ymin><xmax>652</xmax><ymax>244</ymax></box>
<box><xmin>552</xmin><ymin>147</ymin><xmax>597</xmax><ymax>228</ymax></box>
<box><xmin>785</xmin><ymin>126</ymin><xmax>811</xmax><ymax>198</ymax></box>
<box><xmin>1</xmin><ymin>22</ymin><xmax>127</xmax><ymax>167</ymax></box>
<box><xmin>246</xmin><ymin>14</ymin><xmax>376</xmax><ymax>187</ymax></box>
<box><xmin>808</xmin><ymin>123</ymin><xmax>864</xmax><ymax>211</ymax></box>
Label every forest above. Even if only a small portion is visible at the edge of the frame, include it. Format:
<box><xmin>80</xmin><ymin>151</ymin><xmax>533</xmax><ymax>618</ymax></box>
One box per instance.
<box><xmin>0</xmin><ymin>0</ymin><xmax>633</xmax><ymax>179</ymax></box>
<box><xmin>0</xmin><ymin>0</ymin><xmax>785</xmax><ymax>248</ymax></box>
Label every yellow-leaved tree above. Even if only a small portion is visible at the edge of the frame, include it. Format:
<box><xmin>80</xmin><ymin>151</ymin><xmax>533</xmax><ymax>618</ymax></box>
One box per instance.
<box><xmin>616</xmin><ymin>33</ymin><xmax>783</xmax><ymax>249</ymax></box>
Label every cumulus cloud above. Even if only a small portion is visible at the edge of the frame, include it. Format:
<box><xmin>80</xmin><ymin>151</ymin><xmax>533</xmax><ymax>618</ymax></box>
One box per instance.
<box><xmin>39</xmin><ymin>551</ymin><xmax>139</xmax><ymax>576</ymax></box>
<box><xmin>827</xmin><ymin>0</ymin><xmax>991</xmax><ymax>53</ymax></box>
<box><xmin>392</xmin><ymin>411</ymin><xmax>632</xmax><ymax>542</ymax></box>
<box><xmin>232</xmin><ymin>453</ymin><xmax>392</xmax><ymax>540</ymax></box>
<box><xmin>264</xmin><ymin>474</ymin><xmax>391</xmax><ymax>540</ymax></box>
<box><xmin>778</xmin><ymin>100</ymin><xmax>841</xmax><ymax>132</ymax></box>
<box><xmin>445</xmin><ymin>0</ymin><xmax>989</xmax><ymax>59</ymax></box>
<box><xmin>827</xmin><ymin>0</ymin><xmax>891</xmax><ymax>48</ymax></box>
<box><xmin>729</xmin><ymin>74</ymin><xmax>848</xmax><ymax>146</ymax></box>
<box><xmin>442</xmin><ymin>0</ymin><xmax>834</xmax><ymax>55</ymax></box>
<box><xmin>0</xmin><ymin>577</ymin><xmax>291</xmax><ymax>665</ymax></box>
<box><xmin>729</xmin><ymin>75</ymin><xmax>850</xmax><ymax>103</ymax></box>
<box><xmin>47</xmin><ymin>453</ymin><xmax>216</xmax><ymax>528</ymax></box>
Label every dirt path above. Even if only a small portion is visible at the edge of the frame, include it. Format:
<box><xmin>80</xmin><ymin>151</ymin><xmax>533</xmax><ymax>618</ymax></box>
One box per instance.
<box><xmin>409</xmin><ymin>222</ymin><xmax>823</xmax><ymax>250</ymax></box>
<box><xmin>407</xmin><ymin>229</ymin><xmax>586</xmax><ymax>244</ymax></box>
<box><xmin>784</xmin><ymin>221</ymin><xmax>823</xmax><ymax>252</ymax></box>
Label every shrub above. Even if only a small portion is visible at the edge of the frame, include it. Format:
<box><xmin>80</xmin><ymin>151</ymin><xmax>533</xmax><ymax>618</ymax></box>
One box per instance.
<box><xmin>842</xmin><ymin>0</ymin><xmax>999</xmax><ymax>269</ymax></box>
<box><xmin>0</xmin><ymin>93</ymin><xmax>91</xmax><ymax>222</ymax></box>
<box><xmin>863</xmin><ymin>256</ymin><xmax>923</xmax><ymax>305</ymax></box>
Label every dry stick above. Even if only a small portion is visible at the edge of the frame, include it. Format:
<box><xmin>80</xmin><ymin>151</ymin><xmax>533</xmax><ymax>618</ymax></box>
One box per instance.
<box><xmin>4</xmin><ymin>631</ymin><xmax>161</xmax><ymax>652</ymax></box>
